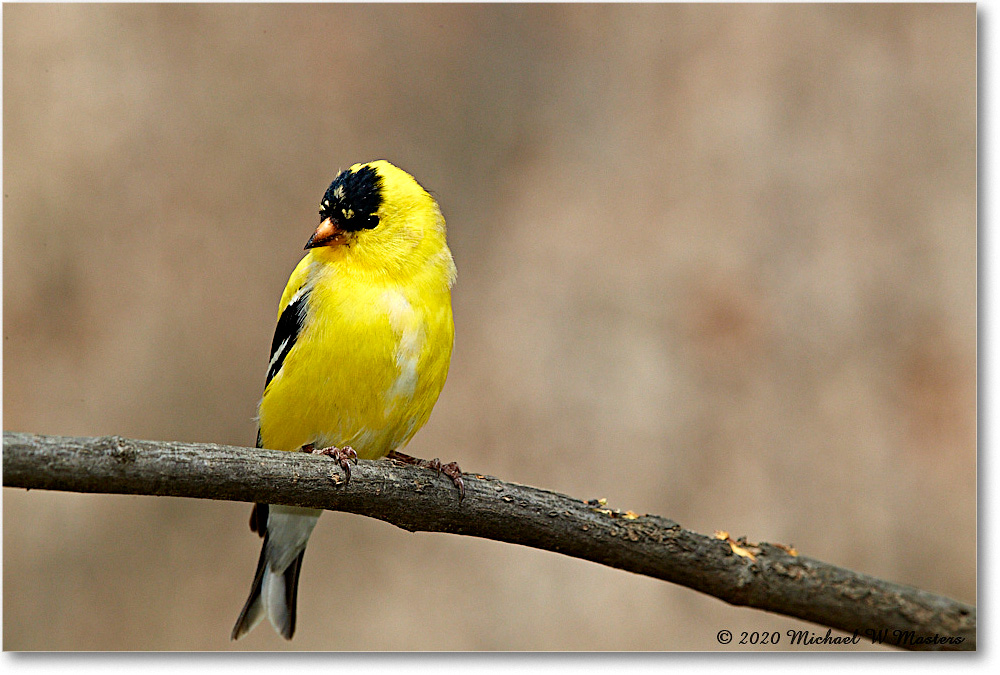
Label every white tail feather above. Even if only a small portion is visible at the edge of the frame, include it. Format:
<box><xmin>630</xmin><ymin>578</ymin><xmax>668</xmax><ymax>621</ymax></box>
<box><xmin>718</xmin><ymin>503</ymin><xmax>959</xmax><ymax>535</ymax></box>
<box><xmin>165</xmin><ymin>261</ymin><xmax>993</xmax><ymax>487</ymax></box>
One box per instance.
<box><xmin>262</xmin><ymin>567</ymin><xmax>289</xmax><ymax>636</ymax></box>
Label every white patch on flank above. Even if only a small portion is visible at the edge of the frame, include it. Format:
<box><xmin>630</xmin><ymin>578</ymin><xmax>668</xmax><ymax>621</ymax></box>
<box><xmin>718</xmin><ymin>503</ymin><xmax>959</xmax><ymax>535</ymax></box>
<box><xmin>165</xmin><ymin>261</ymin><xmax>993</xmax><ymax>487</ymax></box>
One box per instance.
<box><xmin>383</xmin><ymin>290</ymin><xmax>425</xmax><ymax>404</ymax></box>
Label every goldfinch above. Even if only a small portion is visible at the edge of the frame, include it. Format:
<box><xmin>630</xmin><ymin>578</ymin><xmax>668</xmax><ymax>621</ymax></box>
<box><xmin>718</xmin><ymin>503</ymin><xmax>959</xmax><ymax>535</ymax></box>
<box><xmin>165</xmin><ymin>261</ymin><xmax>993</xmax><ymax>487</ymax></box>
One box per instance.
<box><xmin>232</xmin><ymin>160</ymin><xmax>458</xmax><ymax>641</ymax></box>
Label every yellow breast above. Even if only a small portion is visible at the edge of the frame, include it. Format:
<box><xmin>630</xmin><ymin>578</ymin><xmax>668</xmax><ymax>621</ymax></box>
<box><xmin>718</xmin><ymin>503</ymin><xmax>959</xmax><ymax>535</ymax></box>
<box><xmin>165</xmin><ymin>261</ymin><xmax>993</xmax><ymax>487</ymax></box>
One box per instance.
<box><xmin>258</xmin><ymin>256</ymin><xmax>454</xmax><ymax>459</ymax></box>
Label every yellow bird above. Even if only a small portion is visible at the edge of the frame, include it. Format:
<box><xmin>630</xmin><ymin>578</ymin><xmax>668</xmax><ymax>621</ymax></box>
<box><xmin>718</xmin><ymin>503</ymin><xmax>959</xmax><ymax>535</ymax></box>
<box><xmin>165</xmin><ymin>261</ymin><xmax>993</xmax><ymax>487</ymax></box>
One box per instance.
<box><xmin>232</xmin><ymin>160</ymin><xmax>459</xmax><ymax>640</ymax></box>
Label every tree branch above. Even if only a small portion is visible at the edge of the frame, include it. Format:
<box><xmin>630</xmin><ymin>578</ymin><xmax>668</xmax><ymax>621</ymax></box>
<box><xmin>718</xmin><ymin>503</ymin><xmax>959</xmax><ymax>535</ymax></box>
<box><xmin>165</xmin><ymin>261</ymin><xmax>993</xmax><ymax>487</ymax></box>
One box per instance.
<box><xmin>3</xmin><ymin>431</ymin><xmax>975</xmax><ymax>651</ymax></box>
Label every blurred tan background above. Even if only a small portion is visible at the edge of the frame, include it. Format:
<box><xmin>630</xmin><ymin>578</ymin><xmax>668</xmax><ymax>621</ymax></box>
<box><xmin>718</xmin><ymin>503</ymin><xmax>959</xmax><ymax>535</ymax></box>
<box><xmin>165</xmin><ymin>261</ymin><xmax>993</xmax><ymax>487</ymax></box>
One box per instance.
<box><xmin>3</xmin><ymin>3</ymin><xmax>975</xmax><ymax>651</ymax></box>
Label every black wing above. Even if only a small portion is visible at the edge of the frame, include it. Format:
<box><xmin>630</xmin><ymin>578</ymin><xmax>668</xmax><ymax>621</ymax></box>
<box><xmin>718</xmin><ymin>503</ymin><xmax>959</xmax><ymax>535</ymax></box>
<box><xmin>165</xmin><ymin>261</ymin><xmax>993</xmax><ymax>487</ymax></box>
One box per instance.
<box><xmin>265</xmin><ymin>288</ymin><xmax>310</xmax><ymax>388</ymax></box>
<box><xmin>251</xmin><ymin>288</ymin><xmax>309</xmax><ymax>536</ymax></box>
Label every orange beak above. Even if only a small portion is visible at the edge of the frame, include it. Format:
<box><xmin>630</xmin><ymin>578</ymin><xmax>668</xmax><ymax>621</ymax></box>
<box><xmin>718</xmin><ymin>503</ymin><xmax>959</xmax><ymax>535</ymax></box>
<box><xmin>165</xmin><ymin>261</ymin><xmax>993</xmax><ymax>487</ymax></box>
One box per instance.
<box><xmin>304</xmin><ymin>218</ymin><xmax>346</xmax><ymax>250</ymax></box>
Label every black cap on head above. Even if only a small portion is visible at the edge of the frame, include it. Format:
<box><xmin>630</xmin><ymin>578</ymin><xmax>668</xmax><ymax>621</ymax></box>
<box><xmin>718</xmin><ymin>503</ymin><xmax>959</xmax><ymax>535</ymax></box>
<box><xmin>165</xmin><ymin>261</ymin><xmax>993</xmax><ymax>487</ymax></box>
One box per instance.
<box><xmin>319</xmin><ymin>165</ymin><xmax>383</xmax><ymax>232</ymax></box>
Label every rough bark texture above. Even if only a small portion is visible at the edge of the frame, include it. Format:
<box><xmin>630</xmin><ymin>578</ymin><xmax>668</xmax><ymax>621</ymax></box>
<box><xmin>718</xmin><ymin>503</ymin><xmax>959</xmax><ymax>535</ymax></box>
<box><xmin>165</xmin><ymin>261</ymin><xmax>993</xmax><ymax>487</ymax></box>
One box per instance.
<box><xmin>3</xmin><ymin>431</ymin><xmax>976</xmax><ymax>650</ymax></box>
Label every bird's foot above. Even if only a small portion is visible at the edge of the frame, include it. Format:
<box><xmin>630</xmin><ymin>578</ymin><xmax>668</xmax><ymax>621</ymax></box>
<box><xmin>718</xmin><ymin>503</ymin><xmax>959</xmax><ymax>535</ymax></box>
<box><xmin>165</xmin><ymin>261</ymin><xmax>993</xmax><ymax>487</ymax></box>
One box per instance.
<box><xmin>302</xmin><ymin>443</ymin><xmax>358</xmax><ymax>483</ymax></box>
<box><xmin>387</xmin><ymin>450</ymin><xmax>465</xmax><ymax>501</ymax></box>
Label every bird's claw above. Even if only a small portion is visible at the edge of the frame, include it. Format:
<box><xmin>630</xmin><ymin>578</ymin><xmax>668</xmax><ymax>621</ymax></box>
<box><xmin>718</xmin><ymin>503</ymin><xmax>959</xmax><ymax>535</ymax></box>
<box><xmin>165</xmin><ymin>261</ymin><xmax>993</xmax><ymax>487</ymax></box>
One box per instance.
<box><xmin>304</xmin><ymin>444</ymin><xmax>358</xmax><ymax>483</ymax></box>
<box><xmin>440</xmin><ymin>461</ymin><xmax>465</xmax><ymax>502</ymax></box>
<box><xmin>387</xmin><ymin>451</ymin><xmax>465</xmax><ymax>501</ymax></box>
